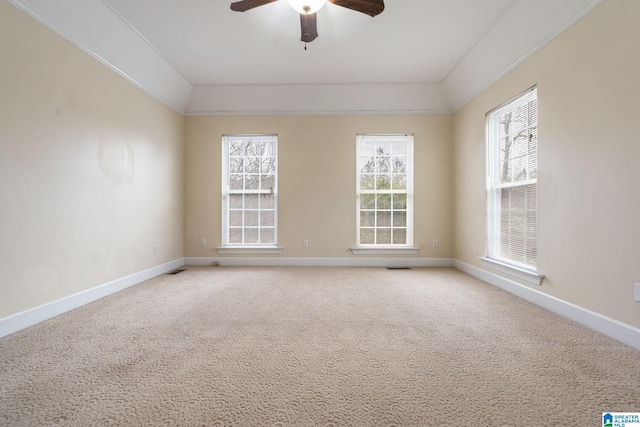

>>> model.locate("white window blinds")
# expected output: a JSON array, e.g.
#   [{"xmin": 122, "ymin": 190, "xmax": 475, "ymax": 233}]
[{"xmin": 487, "ymin": 88, "xmax": 538, "ymax": 270}]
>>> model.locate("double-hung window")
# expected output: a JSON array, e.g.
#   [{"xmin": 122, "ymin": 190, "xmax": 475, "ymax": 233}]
[
  {"xmin": 222, "ymin": 135, "xmax": 277, "ymax": 246},
  {"xmin": 486, "ymin": 87, "xmax": 538, "ymax": 273},
  {"xmin": 356, "ymin": 134, "xmax": 413, "ymax": 247}
]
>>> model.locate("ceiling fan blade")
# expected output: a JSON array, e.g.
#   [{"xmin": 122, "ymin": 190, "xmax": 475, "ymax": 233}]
[
  {"xmin": 300, "ymin": 13, "xmax": 318, "ymax": 43},
  {"xmin": 328, "ymin": 0, "xmax": 384, "ymax": 17},
  {"xmin": 230, "ymin": 0, "xmax": 279, "ymax": 12}
]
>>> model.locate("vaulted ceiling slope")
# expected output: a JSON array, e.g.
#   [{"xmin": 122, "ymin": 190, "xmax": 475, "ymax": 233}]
[{"xmin": 8, "ymin": 0, "xmax": 602, "ymax": 115}]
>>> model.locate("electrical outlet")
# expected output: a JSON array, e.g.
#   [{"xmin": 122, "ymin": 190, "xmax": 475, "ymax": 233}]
[
  {"xmin": 303, "ymin": 239, "xmax": 309, "ymax": 248},
  {"xmin": 634, "ymin": 283, "xmax": 640, "ymax": 303},
  {"xmin": 201, "ymin": 239, "xmax": 207, "ymax": 247},
  {"xmin": 433, "ymin": 240, "xmax": 438, "ymax": 248},
  {"xmin": 154, "ymin": 244, "xmax": 159, "ymax": 254}
]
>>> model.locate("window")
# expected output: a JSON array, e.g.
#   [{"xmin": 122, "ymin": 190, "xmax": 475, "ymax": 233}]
[
  {"xmin": 222, "ymin": 135, "xmax": 277, "ymax": 246},
  {"xmin": 356, "ymin": 134, "xmax": 413, "ymax": 246},
  {"xmin": 486, "ymin": 87, "xmax": 538, "ymax": 271}
]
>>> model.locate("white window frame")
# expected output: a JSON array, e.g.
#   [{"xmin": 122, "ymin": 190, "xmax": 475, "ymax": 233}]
[
  {"xmin": 353, "ymin": 134, "xmax": 417, "ymax": 254},
  {"xmin": 485, "ymin": 87, "xmax": 543, "ymax": 284},
  {"xmin": 219, "ymin": 135, "xmax": 281, "ymax": 253}
]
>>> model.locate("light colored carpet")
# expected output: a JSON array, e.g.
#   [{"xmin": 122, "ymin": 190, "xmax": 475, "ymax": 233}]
[{"xmin": 1, "ymin": 267, "xmax": 639, "ymax": 426}]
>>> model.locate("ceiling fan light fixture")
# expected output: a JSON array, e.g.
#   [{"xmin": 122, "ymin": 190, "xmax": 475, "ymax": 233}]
[{"xmin": 286, "ymin": 0, "xmax": 327, "ymax": 14}]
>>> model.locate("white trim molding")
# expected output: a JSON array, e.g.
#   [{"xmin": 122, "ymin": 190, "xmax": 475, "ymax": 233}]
[
  {"xmin": 453, "ymin": 260, "xmax": 640, "ymax": 352},
  {"xmin": 480, "ymin": 257, "xmax": 544, "ymax": 285},
  {"xmin": 0, "ymin": 258, "xmax": 184, "ymax": 338},
  {"xmin": 216, "ymin": 246, "xmax": 284, "ymax": 255},
  {"xmin": 350, "ymin": 247, "xmax": 420, "ymax": 255},
  {"xmin": 186, "ymin": 257, "xmax": 453, "ymax": 268}
]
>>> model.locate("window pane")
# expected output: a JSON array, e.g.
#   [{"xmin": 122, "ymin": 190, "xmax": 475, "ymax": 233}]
[
  {"xmin": 377, "ymin": 194, "xmax": 391, "ymax": 209},
  {"xmin": 246, "ymin": 157, "xmax": 260, "ymax": 174},
  {"xmin": 229, "ymin": 210, "xmax": 243, "ymax": 227},
  {"xmin": 378, "ymin": 140, "xmax": 391, "ymax": 155},
  {"xmin": 244, "ymin": 210, "xmax": 259, "ymax": 227},
  {"xmin": 229, "ymin": 142, "xmax": 244, "ymax": 156},
  {"xmin": 360, "ymin": 194, "xmax": 375, "ymax": 209},
  {"xmin": 261, "ymin": 174, "xmax": 275, "ymax": 190},
  {"xmin": 261, "ymin": 156, "xmax": 276, "ymax": 174},
  {"xmin": 392, "ymin": 157, "xmax": 406, "ymax": 173},
  {"xmin": 361, "ymin": 157, "xmax": 375, "ymax": 173},
  {"xmin": 260, "ymin": 194, "xmax": 274, "ymax": 209},
  {"xmin": 361, "ymin": 174, "xmax": 375, "ymax": 190},
  {"xmin": 244, "ymin": 228, "xmax": 259, "ymax": 244},
  {"xmin": 376, "ymin": 157, "xmax": 391, "ymax": 174},
  {"xmin": 230, "ymin": 174, "xmax": 243, "ymax": 190},
  {"xmin": 376, "ymin": 175, "xmax": 391, "ymax": 190},
  {"xmin": 393, "ymin": 211, "xmax": 406, "ymax": 227},
  {"xmin": 229, "ymin": 157, "xmax": 243, "ymax": 174},
  {"xmin": 377, "ymin": 211, "xmax": 391, "ymax": 227},
  {"xmin": 245, "ymin": 174, "xmax": 259, "ymax": 190},
  {"xmin": 392, "ymin": 174, "xmax": 406, "ymax": 190},
  {"xmin": 376, "ymin": 228, "xmax": 391, "ymax": 244},
  {"xmin": 360, "ymin": 228, "xmax": 375, "ymax": 244},
  {"xmin": 245, "ymin": 140, "xmax": 259, "ymax": 156},
  {"xmin": 229, "ymin": 228, "xmax": 243, "ymax": 244},
  {"xmin": 245, "ymin": 194, "xmax": 259, "ymax": 209},
  {"xmin": 260, "ymin": 211, "xmax": 274, "ymax": 227},
  {"xmin": 360, "ymin": 211, "xmax": 375, "ymax": 227},
  {"xmin": 263, "ymin": 141, "xmax": 276, "ymax": 157},
  {"xmin": 361, "ymin": 140, "xmax": 377, "ymax": 156},
  {"xmin": 391, "ymin": 140, "xmax": 406, "ymax": 155},
  {"xmin": 229, "ymin": 195, "xmax": 243, "ymax": 209},
  {"xmin": 393, "ymin": 228, "xmax": 406, "ymax": 244},
  {"xmin": 393, "ymin": 194, "xmax": 406, "ymax": 209},
  {"xmin": 260, "ymin": 228, "xmax": 274, "ymax": 244}
]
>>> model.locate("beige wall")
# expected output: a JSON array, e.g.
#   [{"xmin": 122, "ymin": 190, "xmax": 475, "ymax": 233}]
[
  {"xmin": 185, "ymin": 114, "xmax": 453, "ymax": 259},
  {"xmin": 0, "ymin": 2, "xmax": 184, "ymax": 318},
  {"xmin": 453, "ymin": 0, "xmax": 640, "ymax": 328}
]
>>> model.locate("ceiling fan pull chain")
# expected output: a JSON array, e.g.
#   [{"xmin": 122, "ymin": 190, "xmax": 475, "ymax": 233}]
[{"xmin": 304, "ymin": 42, "xmax": 307, "ymax": 51}]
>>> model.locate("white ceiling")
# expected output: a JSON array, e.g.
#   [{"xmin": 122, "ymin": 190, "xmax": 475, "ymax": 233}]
[{"xmin": 8, "ymin": 0, "xmax": 603, "ymax": 114}]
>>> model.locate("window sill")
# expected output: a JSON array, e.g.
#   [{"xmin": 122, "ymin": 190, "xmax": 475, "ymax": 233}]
[
  {"xmin": 216, "ymin": 246, "xmax": 283, "ymax": 255},
  {"xmin": 480, "ymin": 257, "xmax": 544, "ymax": 285},
  {"xmin": 351, "ymin": 246, "xmax": 420, "ymax": 255}
]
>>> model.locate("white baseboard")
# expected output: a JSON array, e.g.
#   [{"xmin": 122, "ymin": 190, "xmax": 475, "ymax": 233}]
[
  {"xmin": 453, "ymin": 260, "xmax": 640, "ymax": 351},
  {"xmin": 0, "ymin": 258, "xmax": 185, "ymax": 338},
  {"xmin": 185, "ymin": 257, "xmax": 454, "ymax": 268}
]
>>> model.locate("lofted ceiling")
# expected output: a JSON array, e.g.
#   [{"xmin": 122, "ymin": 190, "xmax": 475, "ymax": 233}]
[{"xmin": 8, "ymin": 0, "xmax": 602, "ymax": 114}]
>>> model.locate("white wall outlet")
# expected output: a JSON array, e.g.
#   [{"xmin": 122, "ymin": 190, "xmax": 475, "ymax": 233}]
[
  {"xmin": 473, "ymin": 244, "xmax": 477, "ymax": 255},
  {"xmin": 303, "ymin": 239, "xmax": 309, "ymax": 248},
  {"xmin": 634, "ymin": 283, "xmax": 640, "ymax": 303},
  {"xmin": 433, "ymin": 240, "xmax": 438, "ymax": 248},
  {"xmin": 154, "ymin": 244, "xmax": 159, "ymax": 254},
  {"xmin": 201, "ymin": 239, "xmax": 207, "ymax": 247}
]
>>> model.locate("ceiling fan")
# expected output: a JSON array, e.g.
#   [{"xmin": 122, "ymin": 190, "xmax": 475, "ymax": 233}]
[{"xmin": 230, "ymin": 0, "xmax": 385, "ymax": 47}]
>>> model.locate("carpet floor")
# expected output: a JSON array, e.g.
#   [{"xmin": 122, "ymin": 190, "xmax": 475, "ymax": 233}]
[{"xmin": 1, "ymin": 267, "xmax": 639, "ymax": 426}]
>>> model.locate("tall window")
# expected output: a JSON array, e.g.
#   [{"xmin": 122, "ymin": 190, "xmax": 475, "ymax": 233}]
[
  {"xmin": 486, "ymin": 87, "xmax": 538, "ymax": 270},
  {"xmin": 357, "ymin": 134, "xmax": 413, "ymax": 246},
  {"xmin": 222, "ymin": 135, "xmax": 277, "ymax": 246}
]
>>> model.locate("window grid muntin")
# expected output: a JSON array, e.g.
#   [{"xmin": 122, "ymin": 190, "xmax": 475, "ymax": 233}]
[
  {"xmin": 487, "ymin": 88, "xmax": 538, "ymax": 270},
  {"xmin": 357, "ymin": 135, "xmax": 413, "ymax": 246},
  {"xmin": 223, "ymin": 135, "xmax": 277, "ymax": 246}
]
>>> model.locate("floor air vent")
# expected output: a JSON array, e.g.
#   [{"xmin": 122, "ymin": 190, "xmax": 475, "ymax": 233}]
[
  {"xmin": 166, "ymin": 269, "xmax": 186, "ymax": 275},
  {"xmin": 386, "ymin": 267, "xmax": 411, "ymax": 270}
]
